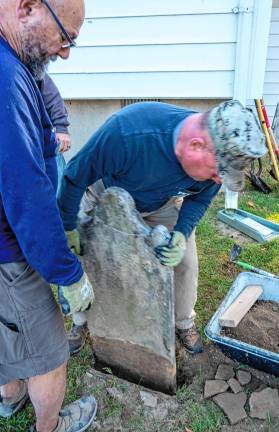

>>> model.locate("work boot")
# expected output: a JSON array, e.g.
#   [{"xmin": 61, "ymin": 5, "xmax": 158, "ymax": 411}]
[
  {"xmin": 0, "ymin": 380, "xmax": 29, "ymax": 418},
  {"xmin": 67, "ymin": 323, "xmax": 87, "ymax": 356},
  {"xmin": 176, "ymin": 325, "xmax": 204, "ymax": 354},
  {"xmin": 30, "ymin": 395, "xmax": 97, "ymax": 432}
]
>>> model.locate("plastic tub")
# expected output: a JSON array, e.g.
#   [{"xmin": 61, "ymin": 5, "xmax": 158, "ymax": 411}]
[
  {"xmin": 205, "ymin": 272, "xmax": 279, "ymax": 376},
  {"xmin": 217, "ymin": 209, "xmax": 279, "ymax": 243}
]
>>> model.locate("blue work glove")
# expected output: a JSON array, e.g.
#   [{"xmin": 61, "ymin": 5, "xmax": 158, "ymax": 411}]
[
  {"xmin": 155, "ymin": 231, "xmax": 186, "ymax": 267},
  {"xmin": 58, "ymin": 272, "xmax": 94, "ymax": 316}
]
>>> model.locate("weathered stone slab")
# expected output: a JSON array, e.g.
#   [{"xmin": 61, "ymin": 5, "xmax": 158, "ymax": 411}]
[
  {"xmin": 236, "ymin": 370, "xmax": 251, "ymax": 386},
  {"xmin": 249, "ymin": 387, "xmax": 279, "ymax": 419},
  {"xmin": 140, "ymin": 391, "xmax": 158, "ymax": 408},
  {"xmin": 80, "ymin": 187, "xmax": 176, "ymax": 394},
  {"xmin": 228, "ymin": 378, "xmax": 243, "ymax": 394},
  {"xmin": 215, "ymin": 364, "xmax": 235, "ymax": 381},
  {"xmin": 204, "ymin": 380, "xmax": 229, "ymax": 399},
  {"xmin": 213, "ymin": 392, "xmax": 247, "ymax": 425}
]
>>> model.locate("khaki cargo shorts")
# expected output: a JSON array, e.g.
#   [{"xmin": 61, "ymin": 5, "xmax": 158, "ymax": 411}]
[{"xmin": 0, "ymin": 261, "xmax": 69, "ymax": 386}]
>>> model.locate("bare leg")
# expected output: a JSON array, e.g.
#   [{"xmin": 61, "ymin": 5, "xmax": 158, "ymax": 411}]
[
  {"xmin": 28, "ymin": 362, "xmax": 67, "ymax": 432},
  {"xmin": 0, "ymin": 380, "xmax": 21, "ymax": 399}
]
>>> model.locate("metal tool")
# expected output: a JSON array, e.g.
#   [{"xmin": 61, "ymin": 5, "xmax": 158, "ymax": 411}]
[
  {"xmin": 261, "ymin": 99, "xmax": 279, "ymax": 180},
  {"xmin": 229, "ymin": 244, "xmax": 278, "ymax": 279},
  {"xmin": 247, "ymin": 158, "xmax": 272, "ymax": 194},
  {"xmin": 255, "ymin": 99, "xmax": 279, "ymax": 182}
]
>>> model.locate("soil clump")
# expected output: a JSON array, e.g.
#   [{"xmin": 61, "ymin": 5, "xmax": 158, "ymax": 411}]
[{"xmin": 223, "ymin": 301, "xmax": 279, "ymax": 353}]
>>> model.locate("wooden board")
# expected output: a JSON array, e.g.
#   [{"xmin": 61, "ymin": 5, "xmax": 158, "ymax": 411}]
[{"xmin": 219, "ymin": 285, "xmax": 263, "ymax": 328}]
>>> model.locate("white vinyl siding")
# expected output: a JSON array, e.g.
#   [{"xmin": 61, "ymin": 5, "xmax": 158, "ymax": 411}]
[
  {"xmin": 49, "ymin": 0, "xmax": 271, "ymax": 101},
  {"xmin": 49, "ymin": 0, "xmax": 238, "ymax": 99},
  {"xmin": 264, "ymin": 7, "xmax": 279, "ymax": 123}
]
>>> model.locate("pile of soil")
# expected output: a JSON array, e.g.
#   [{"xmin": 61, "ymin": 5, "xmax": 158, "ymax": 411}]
[{"xmin": 223, "ymin": 301, "xmax": 279, "ymax": 353}]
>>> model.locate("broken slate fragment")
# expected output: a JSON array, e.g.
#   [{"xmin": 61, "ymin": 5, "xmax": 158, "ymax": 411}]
[
  {"xmin": 204, "ymin": 380, "xmax": 229, "ymax": 399},
  {"xmin": 249, "ymin": 387, "xmax": 279, "ymax": 419},
  {"xmin": 236, "ymin": 370, "xmax": 251, "ymax": 386},
  {"xmin": 106, "ymin": 387, "xmax": 124, "ymax": 403},
  {"xmin": 215, "ymin": 364, "xmax": 235, "ymax": 381},
  {"xmin": 152, "ymin": 405, "xmax": 169, "ymax": 421},
  {"xmin": 140, "ymin": 390, "xmax": 158, "ymax": 408},
  {"xmin": 228, "ymin": 378, "xmax": 243, "ymax": 394},
  {"xmin": 213, "ymin": 392, "xmax": 247, "ymax": 425}
]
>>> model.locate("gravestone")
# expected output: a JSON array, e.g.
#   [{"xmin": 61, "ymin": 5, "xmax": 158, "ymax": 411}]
[{"xmin": 80, "ymin": 187, "xmax": 176, "ymax": 394}]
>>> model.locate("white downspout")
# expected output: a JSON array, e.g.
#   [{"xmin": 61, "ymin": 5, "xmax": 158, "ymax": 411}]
[{"xmin": 225, "ymin": 0, "xmax": 254, "ymax": 211}]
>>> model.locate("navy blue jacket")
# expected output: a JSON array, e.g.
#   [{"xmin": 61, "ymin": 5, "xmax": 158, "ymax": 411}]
[
  {"xmin": 58, "ymin": 102, "xmax": 220, "ymax": 238},
  {"xmin": 0, "ymin": 37, "xmax": 82, "ymax": 285}
]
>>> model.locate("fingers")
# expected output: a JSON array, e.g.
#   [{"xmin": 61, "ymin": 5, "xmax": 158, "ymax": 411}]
[
  {"xmin": 56, "ymin": 133, "xmax": 71, "ymax": 153},
  {"xmin": 59, "ymin": 140, "xmax": 71, "ymax": 153}
]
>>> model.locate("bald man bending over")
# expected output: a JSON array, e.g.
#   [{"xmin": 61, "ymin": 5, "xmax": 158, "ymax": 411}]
[{"xmin": 0, "ymin": 1, "xmax": 97, "ymax": 431}]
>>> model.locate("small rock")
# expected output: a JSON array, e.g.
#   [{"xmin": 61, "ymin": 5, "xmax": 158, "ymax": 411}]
[
  {"xmin": 91, "ymin": 421, "xmax": 102, "ymax": 430},
  {"xmin": 140, "ymin": 390, "xmax": 158, "ymax": 408},
  {"xmin": 249, "ymin": 387, "xmax": 279, "ymax": 419},
  {"xmin": 162, "ymin": 398, "xmax": 178, "ymax": 411},
  {"xmin": 204, "ymin": 380, "xmax": 229, "ymax": 399},
  {"xmin": 152, "ymin": 404, "xmax": 169, "ymax": 421},
  {"xmin": 236, "ymin": 369, "xmax": 251, "ymax": 385},
  {"xmin": 106, "ymin": 387, "xmax": 124, "ymax": 403},
  {"xmin": 213, "ymin": 392, "xmax": 247, "ymax": 424},
  {"xmin": 228, "ymin": 378, "xmax": 243, "ymax": 394},
  {"xmin": 215, "ymin": 364, "xmax": 235, "ymax": 381},
  {"xmin": 102, "ymin": 419, "xmax": 123, "ymax": 432}
]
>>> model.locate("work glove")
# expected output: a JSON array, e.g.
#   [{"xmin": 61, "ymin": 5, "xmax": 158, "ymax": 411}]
[
  {"xmin": 155, "ymin": 231, "xmax": 186, "ymax": 267},
  {"xmin": 66, "ymin": 229, "xmax": 81, "ymax": 255},
  {"xmin": 58, "ymin": 272, "xmax": 94, "ymax": 316}
]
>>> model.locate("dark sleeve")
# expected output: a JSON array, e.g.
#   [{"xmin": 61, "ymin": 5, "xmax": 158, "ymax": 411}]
[
  {"xmin": 41, "ymin": 73, "xmax": 70, "ymax": 134},
  {"xmin": 0, "ymin": 75, "xmax": 83, "ymax": 285},
  {"xmin": 174, "ymin": 182, "xmax": 221, "ymax": 238},
  {"xmin": 58, "ymin": 116, "xmax": 128, "ymax": 230}
]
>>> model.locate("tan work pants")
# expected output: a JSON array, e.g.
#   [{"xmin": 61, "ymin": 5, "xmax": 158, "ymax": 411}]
[{"xmin": 79, "ymin": 181, "xmax": 198, "ymax": 330}]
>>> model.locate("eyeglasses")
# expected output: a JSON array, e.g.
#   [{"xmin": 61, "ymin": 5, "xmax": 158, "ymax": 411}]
[{"xmin": 41, "ymin": 0, "xmax": 77, "ymax": 48}]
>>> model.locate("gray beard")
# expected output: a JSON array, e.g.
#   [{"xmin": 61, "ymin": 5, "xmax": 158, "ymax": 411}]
[
  {"xmin": 26, "ymin": 58, "xmax": 50, "ymax": 80},
  {"xmin": 21, "ymin": 31, "xmax": 50, "ymax": 80}
]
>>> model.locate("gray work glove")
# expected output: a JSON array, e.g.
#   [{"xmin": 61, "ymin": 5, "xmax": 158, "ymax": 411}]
[
  {"xmin": 155, "ymin": 231, "xmax": 186, "ymax": 266},
  {"xmin": 65, "ymin": 229, "xmax": 81, "ymax": 255},
  {"xmin": 58, "ymin": 272, "xmax": 94, "ymax": 316}
]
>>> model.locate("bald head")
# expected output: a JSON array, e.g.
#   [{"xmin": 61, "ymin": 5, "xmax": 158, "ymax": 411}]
[
  {"xmin": 52, "ymin": 0, "xmax": 85, "ymax": 28},
  {"xmin": 0, "ymin": 0, "xmax": 85, "ymax": 79}
]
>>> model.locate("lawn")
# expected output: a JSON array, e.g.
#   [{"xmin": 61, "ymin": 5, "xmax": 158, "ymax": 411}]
[{"xmin": 1, "ymin": 169, "xmax": 278, "ymax": 432}]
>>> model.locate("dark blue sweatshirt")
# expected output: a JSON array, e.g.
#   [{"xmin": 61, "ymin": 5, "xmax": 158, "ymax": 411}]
[
  {"xmin": 0, "ymin": 37, "xmax": 82, "ymax": 285},
  {"xmin": 58, "ymin": 102, "xmax": 220, "ymax": 238}
]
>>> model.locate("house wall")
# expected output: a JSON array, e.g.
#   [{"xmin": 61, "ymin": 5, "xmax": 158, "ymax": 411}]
[
  {"xmin": 49, "ymin": 0, "xmax": 271, "ymax": 159},
  {"xmin": 64, "ymin": 99, "xmax": 223, "ymax": 161},
  {"xmin": 53, "ymin": 0, "xmax": 238, "ymax": 158},
  {"xmin": 247, "ymin": 1, "xmax": 279, "ymax": 123},
  {"xmin": 264, "ymin": 3, "xmax": 279, "ymax": 124},
  {"xmin": 50, "ymin": 0, "xmax": 237, "ymax": 99}
]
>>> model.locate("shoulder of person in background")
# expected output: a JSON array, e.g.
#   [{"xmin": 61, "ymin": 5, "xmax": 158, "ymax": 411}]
[{"xmin": 39, "ymin": 73, "xmax": 71, "ymax": 153}]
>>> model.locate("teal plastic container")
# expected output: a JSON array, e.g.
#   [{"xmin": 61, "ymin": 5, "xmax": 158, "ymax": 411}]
[
  {"xmin": 205, "ymin": 272, "xmax": 279, "ymax": 376},
  {"xmin": 218, "ymin": 209, "xmax": 279, "ymax": 243}
]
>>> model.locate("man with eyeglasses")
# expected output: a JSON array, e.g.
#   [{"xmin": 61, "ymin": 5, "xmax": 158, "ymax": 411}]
[{"xmin": 0, "ymin": 1, "xmax": 97, "ymax": 431}]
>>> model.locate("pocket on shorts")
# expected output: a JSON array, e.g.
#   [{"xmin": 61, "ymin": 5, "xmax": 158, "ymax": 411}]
[
  {"xmin": 0, "ymin": 261, "xmax": 31, "ymax": 287},
  {"xmin": 0, "ymin": 319, "xmax": 27, "ymax": 364}
]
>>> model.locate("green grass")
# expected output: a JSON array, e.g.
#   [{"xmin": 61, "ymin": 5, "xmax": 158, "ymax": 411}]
[
  {"xmin": 1, "ymin": 169, "xmax": 278, "ymax": 432},
  {"xmin": 196, "ymin": 174, "xmax": 279, "ymax": 331}
]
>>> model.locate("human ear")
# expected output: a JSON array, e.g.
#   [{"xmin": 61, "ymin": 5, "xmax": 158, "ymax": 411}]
[
  {"xmin": 189, "ymin": 137, "xmax": 206, "ymax": 151},
  {"xmin": 16, "ymin": 0, "xmax": 40, "ymax": 21}
]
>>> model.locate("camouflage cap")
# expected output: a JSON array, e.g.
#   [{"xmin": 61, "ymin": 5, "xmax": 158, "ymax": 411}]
[{"xmin": 208, "ymin": 100, "xmax": 267, "ymax": 191}]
